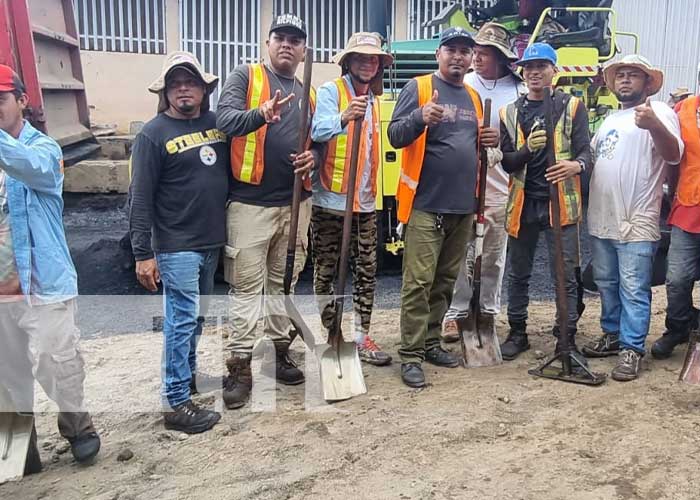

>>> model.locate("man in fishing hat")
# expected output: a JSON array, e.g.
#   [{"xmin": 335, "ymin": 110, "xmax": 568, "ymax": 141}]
[
  {"xmin": 310, "ymin": 32, "xmax": 393, "ymax": 367},
  {"xmin": 216, "ymin": 14, "xmax": 321, "ymax": 410},
  {"xmin": 667, "ymin": 86, "xmax": 692, "ymax": 107},
  {"xmin": 442, "ymin": 22, "xmax": 525, "ymax": 343},
  {"xmin": 130, "ymin": 51, "xmax": 227, "ymax": 433},
  {"xmin": 583, "ymin": 55, "xmax": 683, "ymax": 381}
]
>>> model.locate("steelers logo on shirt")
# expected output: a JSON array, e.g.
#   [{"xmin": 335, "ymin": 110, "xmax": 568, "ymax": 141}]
[{"xmin": 199, "ymin": 145, "xmax": 217, "ymax": 166}]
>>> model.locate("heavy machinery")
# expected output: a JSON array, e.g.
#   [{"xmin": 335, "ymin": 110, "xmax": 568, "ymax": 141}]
[
  {"xmin": 0, "ymin": 0, "xmax": 98, "ymax": 163},
  {"xmin": 374, "ymin": 1, "xmax": 639, "ymax": 262}
]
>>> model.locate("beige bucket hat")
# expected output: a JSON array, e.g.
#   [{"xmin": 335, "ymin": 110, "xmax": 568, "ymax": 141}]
[
  {"xmin": 670, "ymin": 86, "xmax": 692, "ymax": 99},
  {"xmin": 603, "ymin": 54, "xmax": 664, "ymax": 96},
  {"xmin": 473, "ymin": 22, "xmax": 518, "ymax": 61},
  {"xmin": 148, "ymin": 51, "xmax": 218, "ymax": 94},
  {"xmin": 332, "ymin": 32, "xmax": 394, "ymax": 68}
]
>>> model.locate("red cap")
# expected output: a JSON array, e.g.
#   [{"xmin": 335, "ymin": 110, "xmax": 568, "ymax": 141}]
[{"xmin": 0, "ymin": 64, "xmax": 17, "ymax": 92}]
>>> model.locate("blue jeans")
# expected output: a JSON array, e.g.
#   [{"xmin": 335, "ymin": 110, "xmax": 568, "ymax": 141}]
[
  {"xmin": 156, "ymin": 249, "xmax": 219, "ymax": 407},
  {"xmin": 591, "ymin": 237, "xmax": 656, "ymax": 353}
]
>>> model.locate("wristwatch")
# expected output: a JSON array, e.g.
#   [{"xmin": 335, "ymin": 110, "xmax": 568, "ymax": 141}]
[{"xmin": 576, "ymin": 159, "xmax": 586, "ymax": 173}]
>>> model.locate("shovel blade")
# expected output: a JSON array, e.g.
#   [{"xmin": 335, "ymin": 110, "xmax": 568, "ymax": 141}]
[
  {"xmin": 318, "ymin": 341, "xmax": 366, "ymax": 402},
  {"xmin": 459, "ymin": 314, "xmax": 503, "ymax": 367},
  {"xmin": 0, "ymin": 386, "xmax": 34, "ymax": 483},
  {"xmin": 679, "ymin": 332, "xmax": 700, "ymax": 385}
]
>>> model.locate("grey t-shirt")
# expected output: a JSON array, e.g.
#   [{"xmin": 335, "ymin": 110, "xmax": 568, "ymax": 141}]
[
  {"xmin": 388, "ymin": 74, "xmax": 480, "ymax": 214},
  {"xmin": 216, "ymin": 64, "xmax": 313, "ymax": 207}
]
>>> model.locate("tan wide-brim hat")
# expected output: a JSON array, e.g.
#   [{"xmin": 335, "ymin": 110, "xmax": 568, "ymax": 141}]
[
  {"xmin": 603, "ymin": 54, "xmax": 664, "ymax": 96},
  {"xmin": 332, "ymin": 32, "xmax": 394, "ymax": 69},
  {"xmin": 670, "ymin": 86, "xmax": 692, "ymax": 99},
  {"xmin": 148, "ymin": 51, "xmax": 218, "ymax": 94},
  {"xmin": 473, "ymin": 22, "xmax": 518, "ymax": 61}
]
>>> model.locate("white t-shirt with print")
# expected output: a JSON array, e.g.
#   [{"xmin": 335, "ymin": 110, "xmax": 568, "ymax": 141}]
[{"xmin": 587, "ymin": 101, "xmax": 684, "ymax": 242}]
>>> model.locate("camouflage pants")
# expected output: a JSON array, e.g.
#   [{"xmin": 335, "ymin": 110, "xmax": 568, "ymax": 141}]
[{"xmin": 311, "ymin": 206, "xmax": 377, "ymax": 343}]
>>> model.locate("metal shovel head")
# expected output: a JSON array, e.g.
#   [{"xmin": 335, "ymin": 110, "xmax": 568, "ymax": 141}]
[
  {"xmin": 318, "ymin": 339, "xmax": 366, "ymax": 402},
  {"xmin": 0, "ymin": 387, "xmax": 34, "ymax": 483},
  {"xmin": 679, "ymin": 331, "xmax": 700, "ymax": 385},
  {"xmin": 459, "ymin": 314, "xmax": 503, "ymax": 367}
]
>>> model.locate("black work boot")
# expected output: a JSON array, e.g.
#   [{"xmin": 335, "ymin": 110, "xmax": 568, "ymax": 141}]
[
  {"xmin": 424, "ymin": 346, "xmax": 460, "ymax": 367},
  {"xmin": 223, "ymin": 353, "xmax": 252, "ymax": 409},
  {"xmin": 401, "ymin": 363, "xmax": 425, "ymax": 388},
  {"xmin": 68, "ymin": 431, "xmax": 101, "ymax": 463},
  {"xmin": 651, "ymin": 327, "xmax": 689, "ymax": 360},
  {"xmin": 271, "ymin": 343, "xmax": 305, "ymax": 385},
  {"xmin": 501, "ymin": 321, "xmax": 529, "ymax": 361},
  {"xmin": 163, "ymin": 400, "xmax": 221, "ymax": 434}
]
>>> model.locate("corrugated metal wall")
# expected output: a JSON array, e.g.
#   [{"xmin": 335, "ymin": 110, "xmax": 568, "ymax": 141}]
[{"xmin": 614, "ymin": 0, "xmax": 700, "ymax": 99}]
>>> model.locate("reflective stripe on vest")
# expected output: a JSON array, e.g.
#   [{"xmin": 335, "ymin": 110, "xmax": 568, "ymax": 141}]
[
  {"xmin": 676, "ymin": 96, "xmax": 700, "ymax": 206},
  {"xmin": 395, "ymin": 75, "xmax": 483, "ymax": 223},
  {"xmin": 230, "ymin": 64, "xmax": 316, "ymax": 187},
  {"xmin": 502, "ymin": 94, "xmax": 582, "ymax": 238},
  {"xmin": 320, "ymin": 78, "xmax": 380, "ymax": 208}
]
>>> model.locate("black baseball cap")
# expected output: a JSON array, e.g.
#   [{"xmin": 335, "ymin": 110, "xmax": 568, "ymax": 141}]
[
  {"xmin": 439, "ymin": 27, "xmax": 475, "ymax": 47},
  {"xmin": 269, "ymin": 14, "xmax": 307, "ymax": 38}
]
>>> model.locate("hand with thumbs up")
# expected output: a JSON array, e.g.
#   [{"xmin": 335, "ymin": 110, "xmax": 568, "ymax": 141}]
[
  {"xmin": 259, "ymin": 89, "xmax": 295, "ymax": 124},
  {"xmin": 634, "ymin": 97, "xmax": 661, "ymax": 131},
  {"xmin": 422, "ymin": 90, "xmax": 444, "ymax": 127}
]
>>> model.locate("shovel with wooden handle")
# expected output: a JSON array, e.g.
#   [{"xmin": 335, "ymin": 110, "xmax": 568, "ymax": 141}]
[
  {"xmin": 282, "ymin": 47, "xmax": 318, "ymax": 353},
  {"xmin": 528, "ymin": 87, "xmax": 605, "ymax": 386},
  {"xmin": 459, "ymin": 99, "xmax": 503, "ymax": 368},
  {"xmin": 319, "ymin": 115, "xmax": 367, "ymax": 402}
]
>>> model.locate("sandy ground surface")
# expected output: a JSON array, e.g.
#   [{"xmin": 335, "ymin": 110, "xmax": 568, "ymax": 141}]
[{"xmin": 3, "ymin": 287, "xmax": 700, "ymax": 500}]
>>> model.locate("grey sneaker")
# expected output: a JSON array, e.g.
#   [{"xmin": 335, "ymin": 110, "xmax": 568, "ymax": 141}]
[
  {"xmin": 582, "ymin": 333, "xmax": 620, "ymax": 358},
  {"xmin": 611, "ymin": 349, "xmax": 642, "ymax": 381}
]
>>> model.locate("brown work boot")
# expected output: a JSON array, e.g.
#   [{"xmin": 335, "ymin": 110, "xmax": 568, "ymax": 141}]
[
  {"xmin": 272, "ymin": 343, "xmax": 305, "ymax": 385},
  {"xmin": 223, "ymin": 353, "xmax": 252, "ymax": 410},
  {"xmin": 441, "ymin": 319, "xmax": 460, "ymax": 343}
]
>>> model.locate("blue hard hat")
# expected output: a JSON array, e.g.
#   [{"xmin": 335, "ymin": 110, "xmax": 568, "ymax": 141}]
[{"xmin": 515, "ymin": 42, "xmax": 557, "ymax": 66}]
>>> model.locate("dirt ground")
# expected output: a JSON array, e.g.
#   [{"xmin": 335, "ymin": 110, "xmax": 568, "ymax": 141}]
[{"xmin": 3, "ymin": 288, "xmax": 700, "ymax": 500}]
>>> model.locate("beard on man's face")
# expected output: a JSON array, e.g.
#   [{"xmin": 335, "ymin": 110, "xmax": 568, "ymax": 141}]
[{"xmin": 615, "ymin": 88, "xmax": 645, "ymax": 103}]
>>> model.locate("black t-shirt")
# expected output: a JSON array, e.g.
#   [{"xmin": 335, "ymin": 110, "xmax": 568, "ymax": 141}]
[
  {"xmin": 216, "ymin": 64, "xmax": 314, "ymax": 207},
  {"xmin": 129, "ymin": 112, "xmax": 229, "ymax": 260},
  {"xmin": 388, "ymin": 75, "xmax": 480, "ymax": 214},
  {"xmin": 518, "ymin": 98, "xmax": 550, "ymax": 200}
]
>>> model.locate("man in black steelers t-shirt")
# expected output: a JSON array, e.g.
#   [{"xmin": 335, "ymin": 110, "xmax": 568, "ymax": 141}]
[{"xmin": 129, "ymin": 51, "xmax": 228, "ymax": 434}]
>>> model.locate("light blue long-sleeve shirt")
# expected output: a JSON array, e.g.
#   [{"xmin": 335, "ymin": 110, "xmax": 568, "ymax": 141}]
[
  {"xmin": 310, "ymin": 74, "xmax": 376, "ymax": 213},
  {"xmin": 0, "ymin": 121, "xmax": 77, "ymax": 302}
]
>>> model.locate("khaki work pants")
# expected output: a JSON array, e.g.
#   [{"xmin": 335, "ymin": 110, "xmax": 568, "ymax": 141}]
[
  {"xmin": 225, "ymin": 199, "xmax": 311, "ymax": 354},
  {"xmin": 0, "ymin": 299, "xmax": 95, "ymax": 440}
]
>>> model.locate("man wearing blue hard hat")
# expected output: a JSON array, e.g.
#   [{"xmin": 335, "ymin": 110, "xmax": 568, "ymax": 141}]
[{"xmin": 498, "ymin": 42, "xmax": 592, "ymax": 361}]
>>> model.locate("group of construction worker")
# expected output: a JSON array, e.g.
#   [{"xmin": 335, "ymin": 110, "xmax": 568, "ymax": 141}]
[{"xmin": 2, "ymin": 11, "xmax": 699, "ymax": 472}]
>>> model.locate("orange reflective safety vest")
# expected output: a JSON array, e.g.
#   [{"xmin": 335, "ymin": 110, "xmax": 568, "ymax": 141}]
[
  {"xmin": 230, "ymin": 64, "xmax": 316, "ymax": 187},
  {"xmin": 320, "ymin": 77, "xmax": 380, "ymax": 211},
  {"xmin": 395, "ymin": 74, "xmax": 483, "ymax": 223},
  {"xmin": 676, "ymin": 96, "xmax": 700, "ymax": 206}
]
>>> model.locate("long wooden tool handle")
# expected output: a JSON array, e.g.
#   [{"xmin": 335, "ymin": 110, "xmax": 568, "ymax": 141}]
[
  {"xmin": 471, "ymin": 98, "xmax": 492, "ymax": 305},
  {"xmin": 332, "ymin": 116, "xmax": 364, "ymax": 338},
  {"xmin": 284, "ymin": 47, "xmax": 314, "ymax": 295},
  {"xmin": 543, "ymin": 87, "xmax": 571, "ymax": 357}
]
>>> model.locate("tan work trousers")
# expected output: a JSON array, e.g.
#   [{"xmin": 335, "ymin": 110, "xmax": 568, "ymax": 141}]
[
  {"xmin": 224, "ymin": 199, "xmax": 311, "ymax": 354},
  {"xmin": 0, "ymin": 299, "xmax": 95, "ymax": 440}
]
